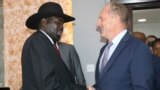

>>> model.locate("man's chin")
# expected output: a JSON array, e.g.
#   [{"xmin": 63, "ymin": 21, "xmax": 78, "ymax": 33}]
[
  {"xmin": 56, "ymin": 36, "xmax": 61, "ymax": 42},
  {"xmin": 100, "ymin": 37, "xmax": 107, "ymax": 43}
]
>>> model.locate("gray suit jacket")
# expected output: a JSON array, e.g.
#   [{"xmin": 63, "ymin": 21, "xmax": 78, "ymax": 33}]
[{"xmin": 58, "ymin": 42, "xmax": 86, "ymax": 86}]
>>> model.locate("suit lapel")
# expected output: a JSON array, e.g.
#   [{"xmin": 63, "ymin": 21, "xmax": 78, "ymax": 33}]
[
  {"xmin": 96, "ymin": 44, "xmax": 108, "ymax": 82},
  {"xmin": 38, "ymin": 31, "xmax": 75, "ymax": 83},
  {"xmin": 100, "ymin": 33, "xmax": 130, "ymax": 80}
]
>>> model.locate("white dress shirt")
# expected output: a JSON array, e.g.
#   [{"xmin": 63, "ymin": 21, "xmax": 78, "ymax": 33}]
[
  {"xmin": 40, "ymin": 30, "xmax": 59, "ymax": 48},
  {"xmin": 99, "ymin": 29, "xmax": 127, "ymax": 70}
]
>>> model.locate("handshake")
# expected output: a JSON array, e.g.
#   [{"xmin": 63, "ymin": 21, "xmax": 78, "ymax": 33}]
[{"xmin": 87, "ymin": 86, "xmax": 95, "ymax": 90}]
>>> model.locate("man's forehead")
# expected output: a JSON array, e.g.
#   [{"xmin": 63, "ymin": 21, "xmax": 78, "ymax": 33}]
[
  {"xmin": 49, "ymin": 16, "xmax": 63, "ymax": 20},
  {"xmin": 100, "ymin": 5, "xmax": 109, "ymax": 14},
  {"xmin": 103, "ymin": 4, "xmax": 109, "ymax": 11}
]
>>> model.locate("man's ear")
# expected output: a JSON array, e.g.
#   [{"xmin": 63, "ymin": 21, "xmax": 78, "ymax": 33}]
[
  {"xmin": 113, "ymin": 15, "xmax": 119, "ymax": 24},
  {"xmin": 40, "ymin": 18, "xmax": 47, "ymax": 27}
]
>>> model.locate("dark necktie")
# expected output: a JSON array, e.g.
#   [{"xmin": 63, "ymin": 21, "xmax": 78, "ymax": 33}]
[
  {"xmin": 100, "ymin": 42, "xmax": 113, "ymax": 74},
  {"xmin": 53, "ymin": 44, "xmax": 62, "ymax": 59}
]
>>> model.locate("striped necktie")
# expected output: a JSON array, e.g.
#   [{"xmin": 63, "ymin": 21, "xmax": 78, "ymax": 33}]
[
  {"xmin": 100, "ymin": 42, "xmax": 113, "ymax": 73},
  {"xmin": 53, "ymin": 44, "xmax": 62, "ymax": 59}
]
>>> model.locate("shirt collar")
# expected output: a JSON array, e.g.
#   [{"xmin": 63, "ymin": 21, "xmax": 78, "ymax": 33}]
[
  {"xmin": 40, "ymin": 30, "xmax": 54, "ymax": 44},
  {"xmin": 111, "ymin": 29, "xmax": 127, "ymax": 46}
]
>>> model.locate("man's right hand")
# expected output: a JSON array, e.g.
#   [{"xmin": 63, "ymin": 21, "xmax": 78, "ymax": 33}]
[{"xmin": 87, "ymin": 86, "xmax": 95, "ymax": 90}]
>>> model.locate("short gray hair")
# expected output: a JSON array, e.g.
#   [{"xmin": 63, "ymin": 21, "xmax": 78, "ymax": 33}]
[{"xmin": 108, "ymin": 2, "xmax": 129, "ymax": 26}]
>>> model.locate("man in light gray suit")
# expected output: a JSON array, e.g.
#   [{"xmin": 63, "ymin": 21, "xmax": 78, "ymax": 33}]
[{"xmin": 58, "ymin": 42, "xmax": 86, "ymax": 86}]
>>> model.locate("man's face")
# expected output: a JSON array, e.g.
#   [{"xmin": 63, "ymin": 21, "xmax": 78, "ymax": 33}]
[
  {"xmin": 147, "ymin": 37, "xmax": 156, "ymax": 47},
  {"xmin": 45, "ymin": 16, "xmax": 64, "ymax": 42},
  {"xmin": 153, "ymin": 41, "xmax": 160, "ymax": 57},
  {"xmin": 96, "ymin": 6, "xmax": 115, "ymax": 41}
]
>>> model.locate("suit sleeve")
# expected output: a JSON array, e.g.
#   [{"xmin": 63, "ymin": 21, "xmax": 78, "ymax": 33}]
[
  {"xmin": 28, "ymin": 38, "xmax": 86, "ymax": 90},
  {"xmin": 70, "ymin": 46, "xmax": 86, "ymax": 86},
  {"xmin": 130, "ymin": 44, "xmax": 154, "ymax": 90}
]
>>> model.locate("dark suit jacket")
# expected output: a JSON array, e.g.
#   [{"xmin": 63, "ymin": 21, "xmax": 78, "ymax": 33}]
[
  {"xmin": 153, "ymin": 55, "xmax": 160, "ymax": 90},
  {"xmin": 21, "ymin": 31, "xmax": 86, "ymax": 90},
  {"xmin": 58, "ymin": 42, "xmax": 86, "ymax": 86},
  {"xmin": 94, "ymin": 32, "xmax": 154, "ymax": 90}
]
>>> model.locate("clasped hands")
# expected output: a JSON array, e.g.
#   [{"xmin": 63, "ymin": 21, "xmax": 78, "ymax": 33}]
[{"xmin": 87, "ymin": 86, "xmax": 95, "ymax": 90}]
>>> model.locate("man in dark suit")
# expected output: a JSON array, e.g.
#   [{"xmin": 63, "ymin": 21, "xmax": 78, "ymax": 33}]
[
  {"xmin": 58, "ymin": 42, "xmax": 86, "ymax": 86},
  {"xmin": 21, "ymin": 2, "xmax": 87, "ymax": 90},
  {"xmin": 153, "ymin": 55, "xmax": 160, "ymax": 90},
  {"xmin": 88, "ymin": 2, "xmax": 154, "ymax": 90},
  {"xmin": 152, "ymin": 40, "xmax": 160, "ymax": 90}
]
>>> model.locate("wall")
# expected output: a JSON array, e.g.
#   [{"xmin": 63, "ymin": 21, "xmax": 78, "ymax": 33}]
[
  {"xmin": 0, "ymin": 0, "xmax": 4, "ymax": 87},
  {"xmin": 72, "ymin": 0, "xmax": 109, "ymax": 85},
  {"xmin": 133, "ymin": 23, "xmax": 160, "ymax": 38}
]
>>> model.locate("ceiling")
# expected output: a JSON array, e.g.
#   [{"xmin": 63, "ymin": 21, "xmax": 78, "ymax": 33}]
[{"xmin": 133, "ymin": 8, "xmax": 160, "ymax": 24}]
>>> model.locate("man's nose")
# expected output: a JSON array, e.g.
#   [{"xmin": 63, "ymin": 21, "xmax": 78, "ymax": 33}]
[{"xmin": 96, "ymin": 19, "xmax": 100, "ymax": 27}]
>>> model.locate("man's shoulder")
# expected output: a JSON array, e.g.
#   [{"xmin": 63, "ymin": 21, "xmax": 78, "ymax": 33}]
[
  {"xmin": 59, "ymin": 42, "xmax": 74, "ymax": 47},
  {"xmin": 24, "ymin": 31, "xmax": 51, "ymax": 48},
  {"xmin": 128, "ymin": 35, "xmax": 147, "ymax": 47},
  {"xmin": 25, "ymin": 31, "xmax": 42, "ymax": 40},
  {"xmin": 58, "ymin": 42, "xmax": 77, "ymax": 52},
  {"xmin": 153, "ymin": 55, "xmax": 160, "ymax": 64}
]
